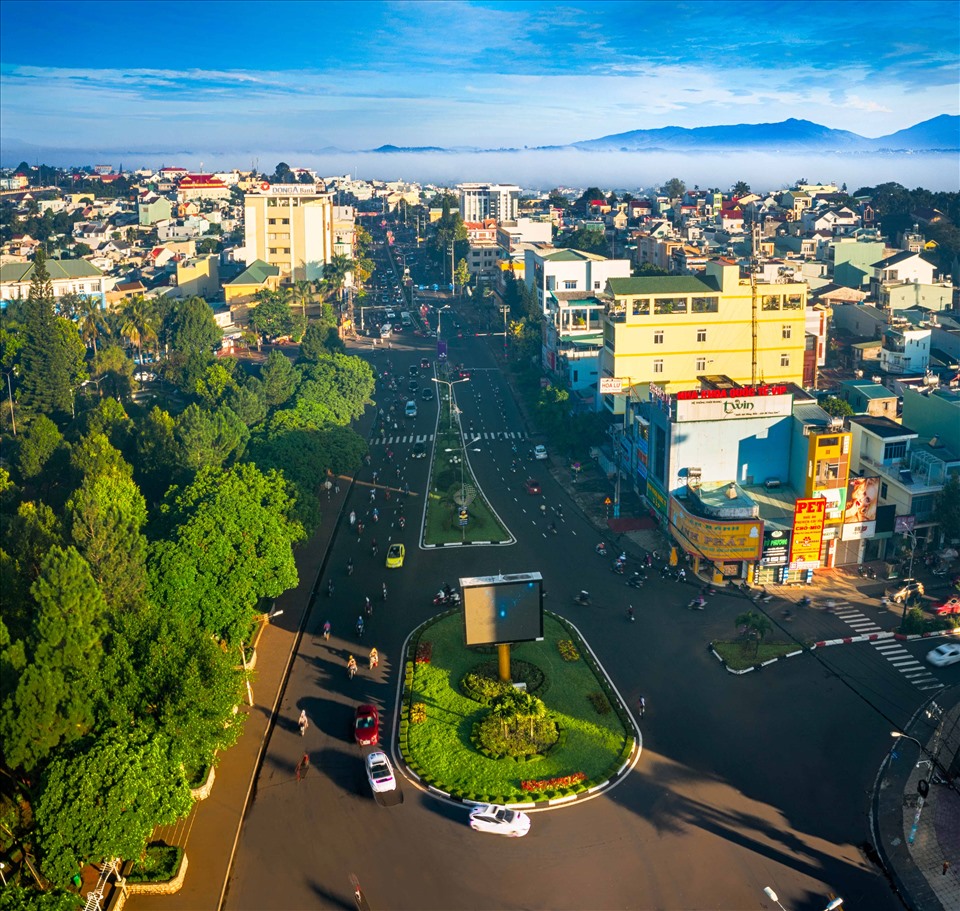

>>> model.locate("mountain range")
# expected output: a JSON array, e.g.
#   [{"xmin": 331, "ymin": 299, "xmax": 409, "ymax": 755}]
[{"xmin": 366, "ymin": 115, "xmax": 959, "ymax": 154}]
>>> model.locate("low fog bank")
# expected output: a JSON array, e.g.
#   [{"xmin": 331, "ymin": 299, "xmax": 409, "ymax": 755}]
[{"xmin": 2, "ymin": 144, "xmax": 955, "ymax": 193}]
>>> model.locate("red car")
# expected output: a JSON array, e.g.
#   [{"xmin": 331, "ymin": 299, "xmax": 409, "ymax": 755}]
[
  {"xmin": 524, "ymin": 478, "xmax": 541, "ymax": 495},
  {"xmin": 354, "ymin": 704, "xmax": 380, "ymax": 747},
  {"xmin": 930, "ymin": 595, "xmax": 960, "ymax": 616}
]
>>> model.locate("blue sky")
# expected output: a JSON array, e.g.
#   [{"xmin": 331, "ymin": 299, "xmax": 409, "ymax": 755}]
[{"xmin": 1, "ymin": 0, "xmax": 957, "ymax": 157}]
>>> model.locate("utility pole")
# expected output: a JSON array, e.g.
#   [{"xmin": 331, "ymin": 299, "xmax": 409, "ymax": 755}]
[{"xmin": 750, "ymin": 220, "xmax": 762, "ymax": 385}]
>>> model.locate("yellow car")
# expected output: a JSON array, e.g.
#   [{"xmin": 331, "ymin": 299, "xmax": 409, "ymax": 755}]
[{"xmin": 386, "ymin": 543, "xmax": 405, "ymax": 569}]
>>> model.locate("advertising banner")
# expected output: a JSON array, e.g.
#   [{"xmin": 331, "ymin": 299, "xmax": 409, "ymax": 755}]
[
  {"xmin": 841, "ymin": 521, "xmax": 876, "ymax": 541},
  {"xmin": 599, "ymin": 377, "xmax": 626, "ymax": 395},
  {"xmin": 668, "ymin": 498, "xmax": 762, "ymax": 561},
  {"xmin": 814, "ymin": 486, "xmax": 847, "ymax": 524},
  {"xmin": 895, "ymin": 514, "xmax": 916, "ymax": 533},
  {"xmin": 646, "ymin": 479, "xmax": 668, "ymax": 516},
  {"xmin": 761, "ymin": 528, "xmax": 791, "ymax": 565},
  {"xmin": 674, "ymin": 391, "xmax": 793, "ymax": 422},
  {"xmin": 844, "ymin": 476, "xmax": 879, "ymax": 524},
  {"xmin": 790, "ymin": 498, "xmax": 826, "ymax": 565}
]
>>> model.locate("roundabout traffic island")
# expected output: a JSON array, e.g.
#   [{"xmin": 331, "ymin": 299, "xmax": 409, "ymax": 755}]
[{"xmin": 398, "ymin": 610, "xmax": 636, "ymax": 806}]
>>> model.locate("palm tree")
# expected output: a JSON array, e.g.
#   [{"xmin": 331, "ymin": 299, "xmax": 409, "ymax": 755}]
[
  {"xmin": 735, "ymin": 610, "xmax": 773, "ymax": 657},
  {"xmin": 324, "ymin": 253, "xmax": 354, "ymax": 306},
  {"xmin": 119, "ymin": 294, "xmax": 157, "ymax": 364},
  {"xmin": 78, "ymin": 297, "xmax": 110, "ymax": 355}
]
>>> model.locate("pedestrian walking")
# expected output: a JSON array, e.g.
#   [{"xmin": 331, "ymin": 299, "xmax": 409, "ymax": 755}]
[
  {"xmin": 296, "ymin": 752, "xmax": 310, "ymax": 782},
  {"xmin": 638, "ymin": 696, "xmax": 646, "ymax": 718},
  {"xmin": 298, "ymin": 709, "xmax": 309, "ymax": 736}
]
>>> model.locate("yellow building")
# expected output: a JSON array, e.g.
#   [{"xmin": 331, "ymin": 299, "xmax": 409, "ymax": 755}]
[
  {"xmin": 175, "ymin": 253, "xmax": 219, "ymax": 299},
  {"xmin": 599, "ymin": 259, "xmax": 807, "ymax": 414},
  {"xmin": 244, "ymin": 185, "xmax": 334, "ymax": 282}
]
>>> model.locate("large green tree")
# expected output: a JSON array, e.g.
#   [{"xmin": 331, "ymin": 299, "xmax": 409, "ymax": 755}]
[
  {"xmin": 16, "ymin": 414, "xmax": 63, "ymax": 481},
  {"xmin": 174, "ymin": 403, "xmax": 249, "ymax": 472},
  {"xmin": 260, "ymin": 349, "xmax": 299, "ymax": 407},
  {"xmin": 149, "ymin": 464, "xmax": 303, "ymax": 643},
  {"xmin": 249, "ymin": 293, "xmax": 293, "ymax": 342},
  {"xmin": 33, "ymin": 725, "xmax": 192, "ymax": 885},
  {"xmin": 17, "ymin": 250, "xmax": 85, "ymax": 418},
  {"xmin": 934, "ymin": 474, "xmax": 960, "ymax": 543},
  {"xmin": 0, "ymin": 546, "xmax": 107, "ymax": 771},
  {"xmin": 67, "ymin": 471, "xmax": 148, "ymax": 612}
]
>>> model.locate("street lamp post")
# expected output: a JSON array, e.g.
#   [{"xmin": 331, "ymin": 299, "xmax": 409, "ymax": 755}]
[
  {"xmin": 437, "ymin": 304, "xmax": 451, "ymax": 339},
  {"xmin": 432, "ymin": 375, "xmax": 469, "ymax": 431}
]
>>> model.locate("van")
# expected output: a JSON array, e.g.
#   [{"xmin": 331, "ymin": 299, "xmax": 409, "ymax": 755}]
[
  {"xmin": 380, "ymin": 323, "xmax": 392, "ymax": 338},
  {"xmin": 401, "ymin": 311, "xmax": 413, "ymax": 328}
]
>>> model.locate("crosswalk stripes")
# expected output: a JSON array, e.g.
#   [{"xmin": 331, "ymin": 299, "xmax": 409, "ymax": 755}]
[
  {"xmin": 869, "ymin": 640, "xmax": 943, "ymax": 690},
  {"xmin": 833, "ymin": 604, "xmax": 944, "ymax": 690},
  {"xmin": 370, "ymin": 431, "xmax": 528, "ymax": 446}
]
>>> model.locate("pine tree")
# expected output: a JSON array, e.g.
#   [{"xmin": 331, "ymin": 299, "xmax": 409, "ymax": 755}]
[{"xmin": 18, "ymin": 249, "xmax": 80, "ymax": 418}]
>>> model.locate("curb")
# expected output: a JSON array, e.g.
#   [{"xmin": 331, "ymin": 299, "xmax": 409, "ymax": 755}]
[
  {"xmin": 710, "ymin": 627, "xmax": 960, "ymax": 675},
  {"xmin": 389, "ymin": 611, "xmax": 642, "ymax": 812}
]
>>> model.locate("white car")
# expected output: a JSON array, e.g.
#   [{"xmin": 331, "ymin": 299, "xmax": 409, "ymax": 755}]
[
  {"xmin": 365, "ymin": 751, "xmax": 396, "ymax": 793},
  {"xmin": 926, "ymin": 643, "xmax": 960, "ymax": 667},
  {"xmin": 533, "ymin": 444, "xmax": 548, "ymax": 460},
  {"xmin": 468, "ymin": 804, "xmax": 531, "ymax": 837}
]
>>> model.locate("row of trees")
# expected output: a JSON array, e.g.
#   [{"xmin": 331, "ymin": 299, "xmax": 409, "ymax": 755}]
[{"xmin": 0, "ymin": 252, "xmax": 376, "ymax": 900}]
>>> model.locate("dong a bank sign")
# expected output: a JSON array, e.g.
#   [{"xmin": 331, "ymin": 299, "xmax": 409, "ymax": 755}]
[{"xmin": 674, "ymin": 384, "xmax": 792, "ymax": 422}]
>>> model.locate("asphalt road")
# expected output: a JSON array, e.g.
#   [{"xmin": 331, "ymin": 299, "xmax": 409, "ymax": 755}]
[{"xmin": 223, "ymin": 305, "xmax": 956, "ymax": 910}]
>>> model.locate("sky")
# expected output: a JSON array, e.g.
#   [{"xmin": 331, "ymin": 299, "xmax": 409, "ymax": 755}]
[{"xmin": 1, "ymin": 0, "xmax": 957, "ymax": 162}]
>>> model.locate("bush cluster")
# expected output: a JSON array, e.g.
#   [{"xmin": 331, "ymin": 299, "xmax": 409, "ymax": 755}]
[
  {"xmin": 473, "ymin": 714, "xmax": 558, "ymax": 760},
  {"xmin": 415, "ymin": 641, "xmax": 433, "ymax": 664},
  {"xmin": 557, "ymin": 639, "xmax": 580, "ymax": 661},
  {"xmin": 126, "ymin": 844, "xmax": 184, "ymax": 884},
  {"xmin": 587, "ymin": 692, "xmax": 611, "ymax": 715},
  {"xmin": 410, "ymin": 702, "xmax": 427, "ymax": 724}
]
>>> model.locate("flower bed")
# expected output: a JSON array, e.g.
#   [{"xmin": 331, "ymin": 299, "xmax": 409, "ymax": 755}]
[
  {"xmin": 521, "ymin": 772, "xmax": 587, "ymax": 792},
  {"xmin": 415, "ymin": 640, "xmax": 433, "ymax": 664}
]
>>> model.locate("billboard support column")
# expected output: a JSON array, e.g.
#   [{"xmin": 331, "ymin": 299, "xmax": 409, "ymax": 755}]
[{"xmin": 498, "ymin": 643, "xmax": 511, "ymax": 683}]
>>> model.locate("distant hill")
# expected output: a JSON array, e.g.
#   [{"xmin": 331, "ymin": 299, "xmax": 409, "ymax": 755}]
[
  {"xmin": 371, "ymin": 144, "xmax": 449, "ymax": 153},
  {"xmin": 870, "ymin": 115, "xmax": 960, "ymax": 150},
  {"xmin": 568, "ymin": 116, "xmax": 959, "ymax": 153}
]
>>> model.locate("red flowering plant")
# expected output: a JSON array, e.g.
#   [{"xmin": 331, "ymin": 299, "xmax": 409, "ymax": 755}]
[
  {"xmin": 520, "ymin": 772, "xmax": 587, "ymax": 792},
  {"xmin": 415, "ymin": 640, "xmax": 433, "ymax": 664}
]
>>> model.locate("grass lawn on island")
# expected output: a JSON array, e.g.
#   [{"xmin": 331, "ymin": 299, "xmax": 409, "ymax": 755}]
[
  {"xmin": 400, "ymin": 611, "xmax": 633, "ymax": 803},
  {"xmin": 711, "ymin": 639, "xmax": 807, "ymax": 670},
  {"xmin": 423, "ymin": 399, "xmax": 510, "ymax": 546}
]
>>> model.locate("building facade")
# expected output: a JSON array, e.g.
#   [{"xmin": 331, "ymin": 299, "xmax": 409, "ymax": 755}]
[
  {"xmin": 244, "ymin": 184, "xmax": 335, "ymax": 282},
  {"xmin": 458, "ymin": 183, "xmax": 520, "ymax": 223}
]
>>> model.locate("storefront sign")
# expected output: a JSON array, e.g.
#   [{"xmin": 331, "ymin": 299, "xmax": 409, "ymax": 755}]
[
  {"xmin": 258, "ymin": 184, "xmax": 323, "ymax": 196},
  {"xmin": 668, "ymin": 498, "xmax": 762, "ymax": 561},
  {"xmin": 649, "ymin": 382, "xmax": 672, "ymax": 418},
  {"xmin": 844, "ymin": 476, "xmax": 879, "ymax": 524},
  {"xmin": 676, "ymin": 384, "xmax": 788, "ymax": 400},
  {"xmin": 674, "ymin": 391, "xmax": 793, "ymax": 422},
  {"xmin": 789, "ymin": 498, "xmax": 826, "ymax": 565},
  {"xmin": 761, "ymin": 528, "xmax": 791, "ymax": 565},
  {"xmin": 813, "ymin": 487, "xmax": 847, "ymax": 524},
  {"xmin": 646, "ymin": 479, "xmax": 668, "ymax": 515},
  {"xmin": 841, "ymin": 521, "xmax": 876, "ymax": 541},
  {"xmin": 895, "ymin": 514, "xmax": 916, "ymax": 533},
  {"xmin": 599, "ymin": 377, "xmax": 626, "ymax": 395}
]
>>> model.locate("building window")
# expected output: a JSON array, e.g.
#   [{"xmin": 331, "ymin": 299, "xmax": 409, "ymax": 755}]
[
  {"xmin": 594, "ymin": 280, "xmax": 601, "ymax": 289},
  {"xmin": 696, "ymin": 329, "xmax": 707, "ymax": 343},
  {"xmin": 780, "ymin": 354, "xmax": 790, "ymax": 367},
  {"xmin": 696, "ymin": 357, "xmax": 706, "ymax": 371},
  {"xmin": 653, "ymin": 359, "xmax": 664, "ymax": 374},
  {"xmin": 654, "ymin": 297, "xmax": 687, "ymax": 315},
  {"xmin": 691, "ymin": 296, "xmax": 718, "ymax": 313},
  {"xmin": 784, "ymin": 294, "xmax": 803, "ymax": 310},
  {"xmin": 782, "ymin": 325, "xmax": 792, "ymax": 339},
  {"xmin": 564, "ymin": 281, "xmax": 577, "ymax": 290},
  {"xmin": 880, "ymin": 481, "xmax": 888, "ymax": 499},
  {"xmin": 762, "ymin": 294, "xmax": 781, "ymax": 311},
  {"xmin": 653, "ymin": 331, "xmax": 664, "ymax": 345},
  {"xmin": 268, "ymin": 218, "xmax": 277, "ymax": 225},
  {"xmin": 632, "ymin": 298, "xmax": 649, "ymax": 315},
  {"xmin": 884, "ymin": 441, "xmax": 907, "ymax": 461}
]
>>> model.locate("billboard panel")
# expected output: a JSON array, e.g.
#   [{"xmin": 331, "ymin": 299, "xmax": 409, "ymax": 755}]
[
  {"xmin": 844, "ymin": 476, "xmax": 879, "ymax": 524},
  {"xmin": 789, "ymin": 498, "xmax": 826, "ymax": 565},
  {"xmin": 461, "ymin": 573, "xmax": 544, "ymax": 647},
  {"xmin": 761, "ymin": 527, "xmax": 791, "ymax": 566},
  {"xmin": 599, "ymin": 377, "xmax": 625, "ymax": 395}
]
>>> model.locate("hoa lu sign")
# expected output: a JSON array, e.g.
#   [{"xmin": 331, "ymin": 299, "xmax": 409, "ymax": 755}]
[{"xmin": 673, "ymin": 385, "xmax": 792, "ymax": 422}]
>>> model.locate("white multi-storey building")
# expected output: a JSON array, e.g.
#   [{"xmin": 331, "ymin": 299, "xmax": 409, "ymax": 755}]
[{"xmin": 458, "ymin": 183, "xmax": 520, "ymax": 223}]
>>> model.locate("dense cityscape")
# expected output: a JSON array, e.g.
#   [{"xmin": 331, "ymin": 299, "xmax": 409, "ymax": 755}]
[{"xmin": 2, "ymin": 2, "xmax": 960, "ymax": 911}]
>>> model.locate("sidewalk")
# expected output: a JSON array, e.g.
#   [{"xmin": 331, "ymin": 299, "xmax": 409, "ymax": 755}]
[{"xmin": 123, "ymin": 480, "xmax": 353, "ymax": 911}]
